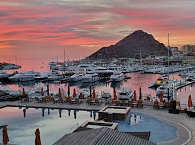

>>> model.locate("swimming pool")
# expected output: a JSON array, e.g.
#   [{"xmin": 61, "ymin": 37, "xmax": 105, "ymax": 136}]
[{"xmin": 117, "ymin": 112, "xmax": 177, "ymax": 143}]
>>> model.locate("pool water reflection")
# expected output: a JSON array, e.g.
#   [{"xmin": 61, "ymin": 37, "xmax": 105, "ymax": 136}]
[
  {"xmin": 0, "ymin": 107, "xmax": 95, "ymax": 145},
  {"xmin": 117, "ymin": 112, "xmax": 177, "ymax": 143}
]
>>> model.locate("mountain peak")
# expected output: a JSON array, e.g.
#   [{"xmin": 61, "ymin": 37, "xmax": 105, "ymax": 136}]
[{"xmin": 88, "ymin": 30, "xmax": 170, "ymax": 59}]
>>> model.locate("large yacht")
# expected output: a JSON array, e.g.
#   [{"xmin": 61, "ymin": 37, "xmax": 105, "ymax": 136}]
[
  {"xmin": 69, "ymin": 73, "xmax": 83, "ymax": 82},
  {"xmin": 95, "ymin": 67, "xmax": 113, "ymax": 78},
  {"xmin": 82, "ymin": 71, "xmax": 99, "ymax": 83},
  {"xmin": 34, "ymin": 72, "xmax": 49, "ymax": 80},
  {"xmin": 0, "ymin": 72, "xmax": 9, "ymax": 79},
  {"xmin": 110, "ymin": 71, "xmax": 124, "ymax": 82},
  {"xmin": 47, "ymin": 71, "xmax": 63, "ymax": 81},
  {"xmin": 9, "ymin": 71, "xmax": 40, "ymax": 82}
]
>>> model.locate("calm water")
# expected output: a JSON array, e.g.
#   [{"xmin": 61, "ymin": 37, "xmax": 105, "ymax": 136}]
[
  {"xmin": 0, "ymin": 107, "xmax": 95, "ymax": 145},
  {"xmin": 0, "ymin": 107, "xmax": 177, "ymax": 144}
]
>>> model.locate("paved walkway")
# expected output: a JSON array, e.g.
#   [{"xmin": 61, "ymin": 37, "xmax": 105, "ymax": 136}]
[{"xmin": 133, "ymin": 107, "xmax": 194, "ymax": 145}]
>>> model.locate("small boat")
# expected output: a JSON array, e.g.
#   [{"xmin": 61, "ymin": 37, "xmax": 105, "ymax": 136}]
[
  {"xmin": 186, "ymin": 74, "xmax": 195, "ymax": 82},
  {"xmin": 117, "ymin": 88, "xmax": 133, "ymax": 100}
]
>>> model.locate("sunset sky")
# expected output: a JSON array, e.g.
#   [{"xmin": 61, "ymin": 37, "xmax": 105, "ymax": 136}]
[{"xmin": 0, "ymin": 0, "xmax": 195, "ymax": 60}]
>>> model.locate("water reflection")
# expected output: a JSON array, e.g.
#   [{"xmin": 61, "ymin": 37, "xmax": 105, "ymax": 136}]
[
  {"xmin": 59, "ymin": 109, "xmax": 62, "ymax": 118},
  {"xmin": 23, "ymin": 109, "xmax": 26, "ymax": 118},
  {"xmin": 1, "ymin": 73, "xmax": 195, "ymax": 105},
  {"xmin": 0, "ymin": 107, "xmax": 95, "ymax": 145},
  {"xmin": 42, "ymin": 108, "xmax": 45, "ymax": 117},
  {"xmin": 48, "ymin": 108, "xmax": 50, "ymax": 115},
  {"xmin": 129, "ymin": 113, "xmax": 142, "ymax": 126}
]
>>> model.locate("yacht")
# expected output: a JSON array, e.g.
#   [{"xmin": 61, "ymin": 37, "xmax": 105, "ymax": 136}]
[
  {"xmin": 69, "ymin": 73, "xmax": 83, "ymax": 82},
  {"xmin": 47, "ymin": 71, "xmax": 63, "ymax": 81},
  {"xmin": 117, "ymin": 88, "xmax": 133, "ymax": 100},
  {"xmin": 110, "ymin": 71, "xmax": 124, "ymax": 82},
  {"xmin": 9, "ymin": 71, "xmax": 40, "ymax": 82},
  {"xmin": 82, "ymin": 71, "xmax": 99, "ymax": 83},
  {"xmin": 95, "ymin": 67, "xmax": 113, "ymax": 78},
  {"xmin": 78, "ymin": 88, "xmax": 98, "ymax": 98},
  {"xmin": 34, "ymin": 72, "xmax": 49, "ymax": 80},
  {"xmin": 0, "ymin": 72, "xmax": 9, "ymax": 79}
]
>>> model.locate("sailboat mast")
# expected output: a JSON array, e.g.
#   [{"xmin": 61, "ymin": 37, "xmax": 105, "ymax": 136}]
[
  {"xmin": 168, "ymin": 33, "xmax": 170, "ymax": 80},
  {"xmin": 64, "ymin": 48, "xmax": 65, "ymax": 63}
]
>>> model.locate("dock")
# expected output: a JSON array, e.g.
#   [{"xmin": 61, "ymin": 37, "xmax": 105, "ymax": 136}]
[
  {"xmin": 0, "ymin": 101, "xmax": 104, "ymax": 111},
  {"xmin": 176, "ymin": 80, "xmax": 195, "ymax": 90}
]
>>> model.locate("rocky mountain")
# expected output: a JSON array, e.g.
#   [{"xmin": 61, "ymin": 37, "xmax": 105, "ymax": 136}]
[{"xmin": 88, "ymin": 30, "xmax": 171, "ymax": 59}]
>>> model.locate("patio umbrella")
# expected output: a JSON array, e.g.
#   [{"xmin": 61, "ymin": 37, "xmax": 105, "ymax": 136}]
[
  {"xmin": 35, "ymin": 128, "xmax": 42, "ymax": 145},
  {"xmin": 73, "ymin": 88, "xmax": 77, "ymax": 98},
  {"xmin": 41, "ymin": 88, "xmax": 44, "ymax": 96},
  {"xmin": 113, "ymin": 88, "xmax": 117, "ymax": 100},
  {"xmin": 92, "ymin": 89, "xmax": 96, "ymax": 99},
  {"xmin": 58, "ymin": 88, "xmax": 61, "ymax": 97},
  {"xmin": 47, "ymin": 85, "xmax": 49, "ymax": 96},
  {"xmin": 133, "ymin": 90, "xmax": 137, "ymax": 101},
  {"xmin": 2, "ymin": 126, "xmax": 9, "ymax": 145},
  {"xmin": 67, "ymin": 85, "xmax": 70, "ymax": 96},
  {"xmin": 159, "ymin": 91, "xmax": 163, "ymax": 102},
  {"xmin": 188, "ymin": 94, "xmax": 193, "ymax": 108},
  {"xmin": 139, "ymin": 87, "xmax": 142, "ymax": 100}
]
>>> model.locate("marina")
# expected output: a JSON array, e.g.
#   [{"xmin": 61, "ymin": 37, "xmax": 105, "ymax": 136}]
[{"xmin": 1, "ymin": 1, "xmax": 195, "ymax": 144}]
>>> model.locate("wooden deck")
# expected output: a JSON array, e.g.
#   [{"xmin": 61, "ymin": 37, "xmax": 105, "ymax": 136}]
[{"xmin": 0, "ymin": 100, "xmax": 104, "ymax": 111}]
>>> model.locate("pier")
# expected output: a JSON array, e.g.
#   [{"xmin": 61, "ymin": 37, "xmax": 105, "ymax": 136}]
[
  {"xmin": 0, "ymin": 101, "xmax": 104, "ymax": 111},
  {"xmin": 176, "ymin": 80, "xmax": 195, "ymax": 90}
]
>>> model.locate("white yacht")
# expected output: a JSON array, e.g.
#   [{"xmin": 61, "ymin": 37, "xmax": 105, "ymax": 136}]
[
  {"xmin": 34, "ymin": 72, "xmax": 49, "ymax": 80},
  {"xmin": 0, "ymin": 72, "xmax": 9, "ymax": 79},
  {"xmin": 117, "ymin": 88, "xmax": 133, "ymax": 100},
  {"xmin": 110, "ymin": 71, "xmax": 124, "ymax": 82},
  {"xmin": 95, "ymin": 67, "xmax": 113, "ymax": 77},
  {"xmin": 47, "ymin": 71, "xmax": 63, "ymax": 81},
  {"xmin": 82, "ymin": 71, "xmax": 99, "ymax": 83},
  {"xmin": 9, "ymin": 71, "xmax": 40, "ymax": 82},
  {"xmin": 69, "ymin": 73, "xmax": 83, "ymax": 82}
]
